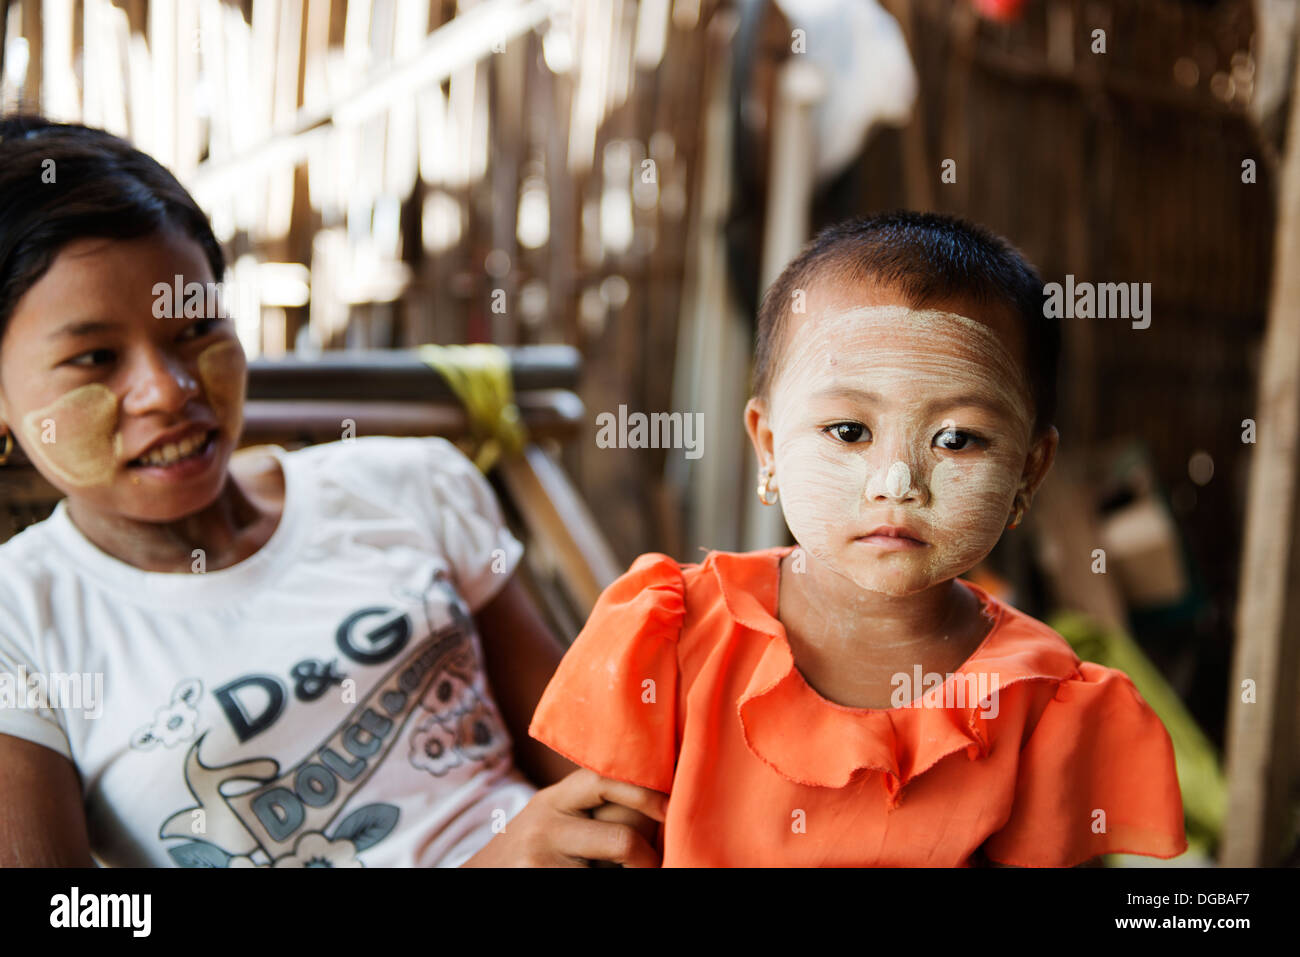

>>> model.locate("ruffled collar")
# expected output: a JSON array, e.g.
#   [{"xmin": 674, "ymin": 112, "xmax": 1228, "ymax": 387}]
[{"xmin": 710, "ymin": 547, "xmax": 1081, "ymax": 807}]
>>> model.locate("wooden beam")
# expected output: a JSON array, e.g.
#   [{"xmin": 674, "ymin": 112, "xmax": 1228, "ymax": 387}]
[
  {"xmin": 187, "ymin": 0, "xmax": 551, "ymax": 203},
  {"xmin": 22, "ymin": 0, "xmax": 42, "ymax": 109},
  {"xmin": 497, "ymin": 444, "xmax": 622, "ymax": 617},
  {"xmin": 244, "ymin": 344, "xmax": 580, "ymax": 400},
  {"xmin": 1221, "ymin": 20, "xmax": 1300, "ymax": 867}
]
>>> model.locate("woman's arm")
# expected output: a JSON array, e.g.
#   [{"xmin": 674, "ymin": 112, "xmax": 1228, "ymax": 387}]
[
  {"xmin": 474, "ymin": 572, "xmax": 579, "ymax": 788},
  {"xmin": 0, "ymin": 733, "xmax": 94, "ymax": 867}
]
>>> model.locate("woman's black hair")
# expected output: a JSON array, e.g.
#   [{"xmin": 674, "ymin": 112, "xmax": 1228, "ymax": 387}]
[{"xmin": 0, "ymin": 115, "xmax": 225, "ymax": 349}]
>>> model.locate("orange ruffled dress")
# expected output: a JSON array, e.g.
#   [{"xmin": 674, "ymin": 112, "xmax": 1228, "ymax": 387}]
[{"xmin": 529, "ymin": 548, "xmax": 1188, "ymax": 867}]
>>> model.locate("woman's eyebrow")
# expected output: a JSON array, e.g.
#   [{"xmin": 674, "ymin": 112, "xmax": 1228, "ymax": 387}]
[{"xmin": 47, "ymin": 319, "xmax": 117, "ymax": 340}]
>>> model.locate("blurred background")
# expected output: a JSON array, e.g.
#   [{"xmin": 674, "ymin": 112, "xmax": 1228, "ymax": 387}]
[{"xmin": 1, "ymin": 0, "xmax": 1297, "ymax": 868}]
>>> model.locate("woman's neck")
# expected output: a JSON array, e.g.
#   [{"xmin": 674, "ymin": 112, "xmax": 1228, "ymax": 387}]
[{"xmin": 66, "ymin": 456, "xmax": 282, "ymax": 573}]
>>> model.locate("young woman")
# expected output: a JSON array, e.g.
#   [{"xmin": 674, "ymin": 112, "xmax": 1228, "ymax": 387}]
[{"xmin": 0, "ymin": 117, "xmax": 663, "ymax": 868}]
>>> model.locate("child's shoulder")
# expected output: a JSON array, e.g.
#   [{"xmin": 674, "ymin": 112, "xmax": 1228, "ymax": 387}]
[
  {"xmin": 966, "ymin": 588, "xmax": 1170, "ymax": 734},
  {"xmin": 616, "ymin": 547, "xmax": 784, "ymax": 602},
  {"xmin": 972, "ymin": 585, "xmax": 1083, "ymax": 666},
  {"xmin": 600, "ymin": 548, "xmax": 786, "ymax": 657}
]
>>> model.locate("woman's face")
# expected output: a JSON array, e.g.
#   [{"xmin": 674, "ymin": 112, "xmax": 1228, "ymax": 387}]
[
  {"xmin": 751, "ymin": 292, "xmax": 1050, "ymax": 598},
  {"xmin": 0, "ymin": 229, "xmax": 246, "ymax": 523}
]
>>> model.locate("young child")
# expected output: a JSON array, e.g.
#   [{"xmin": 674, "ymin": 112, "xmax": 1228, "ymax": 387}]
[{"xmin": 530, "ymin": 211, "xmax": 1188, "ymax": 867}]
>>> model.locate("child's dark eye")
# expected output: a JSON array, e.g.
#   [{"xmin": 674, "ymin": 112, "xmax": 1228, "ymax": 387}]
[
  {"xmin": 66, "ymin": 348, "xmax": 116, "ymax": 368},
  {"xmin": 934, "ymin": 428, "xmax": 983, "ymax": 451},
  {"xmin": 825, "ymin": 422, "xmax": 870, "ymax": 444}
]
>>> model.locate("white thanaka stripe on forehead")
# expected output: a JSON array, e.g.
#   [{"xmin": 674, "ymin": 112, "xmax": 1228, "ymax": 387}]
[{"xmin": 773, "ymin": 305, "xmax": 1034, "ymax": 434}]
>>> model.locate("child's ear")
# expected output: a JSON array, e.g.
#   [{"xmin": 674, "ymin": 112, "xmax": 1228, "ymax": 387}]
[
  {"xmin": 1020, "ymin": 425, "xmax": 1059, "ymax": 502},
  {"xmin": 744, "ymin": 397, "xmax": 775, "ymax": 470}
]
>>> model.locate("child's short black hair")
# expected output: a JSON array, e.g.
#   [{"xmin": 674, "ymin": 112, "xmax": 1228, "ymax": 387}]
[
  {"xmin": 0, "ymin": 115, "xmax": 224, "ymax": 351},
  {"xmin": 754, "ymin": 210, "xmax": 1058, "ymax": 435}
]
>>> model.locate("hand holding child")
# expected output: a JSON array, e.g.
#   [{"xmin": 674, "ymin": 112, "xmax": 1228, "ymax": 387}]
[{"xmin": 461, "ymin": 768, "xmax": 667, "ymax": 867}]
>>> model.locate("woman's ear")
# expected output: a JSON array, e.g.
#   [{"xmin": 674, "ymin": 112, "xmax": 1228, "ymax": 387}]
[{"xmin": 744, "ymin": 397, "xmax": 775, "ymax": 471}]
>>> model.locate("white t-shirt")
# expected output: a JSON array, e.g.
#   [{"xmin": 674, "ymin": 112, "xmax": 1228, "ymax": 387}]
[{"xmin": 0, "ymin": 436, "xmax": 536, "ymax": 867}]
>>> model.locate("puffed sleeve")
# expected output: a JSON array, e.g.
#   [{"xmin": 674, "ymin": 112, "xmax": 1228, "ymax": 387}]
[
  {"xmin": 982, "ymin": 662, "xmax": 1188, "ymax": 866},
  {"xmin": 528, "ymin": 553, "xmax": 685, "ymax": 793},
  {"xmin": 418, "ymin": 437, "xmax": 524, "ymax": 612},
  {"xmin": 0, "ymin": 590, "xmax": 72, "ymax": 759}
]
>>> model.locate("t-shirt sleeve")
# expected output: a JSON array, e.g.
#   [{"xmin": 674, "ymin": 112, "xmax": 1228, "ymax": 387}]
[
  {"xmin": 0, "ymin": 596, "xmax": 73, "ymax": 760},
  {"xmin": 417, "ymin": 437, "xmax": 524, "ymax": 612},
  {"xmin": 982, "ymin": 662, "xmax": 1187, "ymax": 867},
  {"xmin": 528, "ymin": 553, "xmax": 685, "ymax": 793}
]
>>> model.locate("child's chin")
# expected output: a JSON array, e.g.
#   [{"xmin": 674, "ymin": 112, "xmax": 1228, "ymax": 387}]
[{"xmin": 848, "ymin": 565, "xmax": 936, "ymax": 599}]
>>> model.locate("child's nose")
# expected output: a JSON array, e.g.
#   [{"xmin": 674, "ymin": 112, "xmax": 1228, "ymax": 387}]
[{"xmin": 866, "ymin": 456, "xmax": 926, "ymax": 505}]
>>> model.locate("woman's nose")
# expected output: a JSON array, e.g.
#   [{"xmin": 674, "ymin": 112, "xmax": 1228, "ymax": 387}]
[{"xmin": 121, "ymin": 350, "xmax": 200, "ymax": 415}]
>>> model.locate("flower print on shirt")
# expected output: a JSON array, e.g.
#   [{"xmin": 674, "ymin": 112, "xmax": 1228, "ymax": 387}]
[
  {"xmin": 130, "ymin": 678, "xmax": 203, "ymax": 751},
  {"xmin": 419, "ymin": 667, "xmax": 477, "ymax": 720},
  {"xmin": 453, "ymin": 696, "xmax": 509, "ymax": 766},
  {"xmin": 410, "ymin": 717, "xmax": 464, "ymax": 776},
  {"xmin": 272, "ymin": 831, "xmax": 364, "ymax": 868}
]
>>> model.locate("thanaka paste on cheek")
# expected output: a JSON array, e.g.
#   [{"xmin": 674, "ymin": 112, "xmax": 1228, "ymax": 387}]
[
  {"xmin": 767, "ymin": 305, "xmax": 1035, "ymax": 597},
  {"xmin": 19, "ymin": 383, "xmax": 123, "ymax": 487},
  {"xmin": 197, "ymin": 339, "xmax": 247, "ymax": 442}
]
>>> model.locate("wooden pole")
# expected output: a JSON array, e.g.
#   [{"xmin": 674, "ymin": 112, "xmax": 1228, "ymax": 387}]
[
  {"xmin": 1221, "ymin": 20, "xmax": 1300, "ymax": 866},
  {"xmin": 741, "ymin": 57, "xmax": 824, "ymax": 552}
]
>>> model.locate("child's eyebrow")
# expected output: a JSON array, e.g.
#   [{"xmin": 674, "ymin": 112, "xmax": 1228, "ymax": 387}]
[
  {"xmin": 808, "ymin": 385, "xmax": 885, "ymax": 404},
  {"xmin": 923, "ymin": 393, "xmax": 1013, "ymax": 417},
  {"xmin": 809, "ymin": 384, "xmax": 1014, "ymax": 418},
  {"xmin": 48, "ymin": 319, "xmax": 117, "ymax": 340}
]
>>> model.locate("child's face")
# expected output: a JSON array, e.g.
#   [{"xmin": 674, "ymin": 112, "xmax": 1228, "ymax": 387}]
[
  {"xmin": 746, "ymin": 284, "xmax": 1055, "ymax": 598},
  {"xmin": 0, "ymin": 230, "xmax": 246, "ymax": 524}
]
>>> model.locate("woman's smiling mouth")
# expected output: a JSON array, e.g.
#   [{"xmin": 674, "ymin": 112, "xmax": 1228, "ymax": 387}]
[{"xmin": 127, "ymin": 427, "xmax": 219, "ymax": 476}]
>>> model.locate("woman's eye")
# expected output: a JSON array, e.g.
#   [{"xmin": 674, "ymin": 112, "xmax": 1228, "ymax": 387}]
[
  {"xmin": 827, "ymin": 422, "xmax": 869, "ymax": 444},
  {"xmin": 66, "ymin": 348, "xmax": 116, "ymax": 368},
  {"xmin": 179, "ymin": 318, "xmax": 223, "ymax": 341},
  {"xmin": 934, "ymin": 428, "xmax": 982, "ymax": 451}
]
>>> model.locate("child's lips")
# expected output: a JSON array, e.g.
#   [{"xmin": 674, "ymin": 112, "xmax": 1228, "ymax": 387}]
[{"xmin": 856, "ymin": 525, "xmax": 929, "ymax": 549}]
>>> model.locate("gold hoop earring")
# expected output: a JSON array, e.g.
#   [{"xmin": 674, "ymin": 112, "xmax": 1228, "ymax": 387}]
[
  {"xmin": 757, "ymin": 467, "xmax": 778, "ymax": 506},
  {"xmin": 1007, "ymin": 494, "xmax": 1027, "ymax": 529},
  {"xmin": 0, "ymin": 431, "xmax": 12, "ymax": 467}
]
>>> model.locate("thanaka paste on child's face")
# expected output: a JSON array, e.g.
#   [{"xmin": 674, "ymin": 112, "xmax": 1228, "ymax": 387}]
[
  {"xmin": 16, "ymin": 339, "xmax": 245, "ymax": 490},
  {"xmin": 765, "ymin": 304, "xmax": 1035, "ymax": 598}
]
